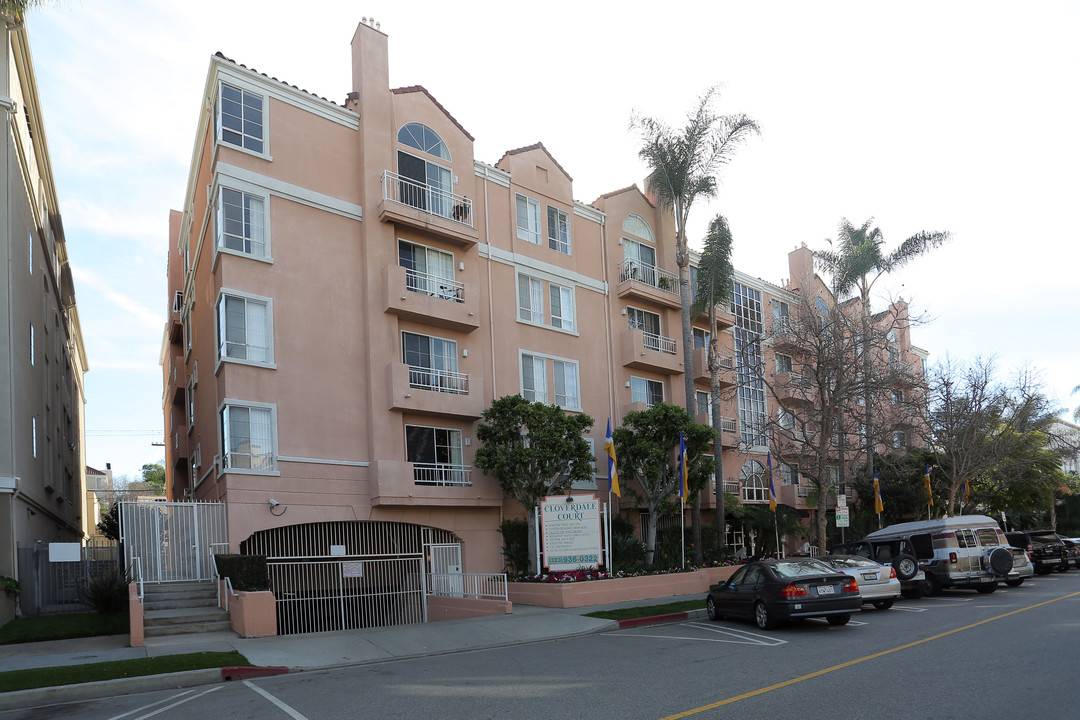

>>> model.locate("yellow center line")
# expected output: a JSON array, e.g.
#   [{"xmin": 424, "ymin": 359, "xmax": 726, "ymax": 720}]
[{"xmin": 658, "ymin": 591, "xmax": 1080, "ymax": 720}]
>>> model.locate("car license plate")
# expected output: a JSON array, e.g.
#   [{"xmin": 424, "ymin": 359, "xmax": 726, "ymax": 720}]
[
  {"xmin": 861, "ymin": 572, "xmax": 878, "ymax": 581},
  {"xmin": 816, "ymin": 585, "xmax": 835, "ymax": 595}
]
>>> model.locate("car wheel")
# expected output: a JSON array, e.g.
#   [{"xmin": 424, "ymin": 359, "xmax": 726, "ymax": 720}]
[
  {"xmin": 706, "ymin": 596, "xmax": 722, "ymax": 621},
  {"xmin": 872, "ymin": 600, "xmax": 894, "ymax": 610},
  {"xmin": 1005, "ymin": 578, "xmax": 1024, "ymax": 587},
  {"xmin": 754, "ymin": 602, "xmax": 777, "ymax": 630},
  {"xmin": 925, "ymin": 574, "xmax": 943, "ymax": 596},
  {"xmin": 1056, "ymin": 561, "xmax": 1070, "ymax": 573},
  {"xmin": 892, "ymin": 554, "xmax": 919, "ymax": 582},
  {"xmin": 976, "ymin": 582, "xmax": 998, "ymax": 594},
  {"xmin": 826, "ymin": 614, "xmax": 851, "ymax": 626}
]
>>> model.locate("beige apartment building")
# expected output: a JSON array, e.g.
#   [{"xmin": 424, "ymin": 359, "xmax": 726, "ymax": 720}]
[
  {"xmin": 1, "ymin": 15, "xmax": 89, "ymax": 620},
  {"xmin": 163, "ymin": 19, "xmax": 927, "ymax": 584}
]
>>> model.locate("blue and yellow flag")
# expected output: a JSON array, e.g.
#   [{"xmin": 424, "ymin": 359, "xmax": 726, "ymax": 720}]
[
  {"xmin": 767, "ymin": 452, "xmax": 777, "ymax": 512},
  {"xmin": 605, "ymin": 419, "xmax": 620, "ymax": 497},
  {"xmin": 873, "ymin": 466, "xmax": 884, "ymax": 514},
  {"xmin": 678, "ymin": 432, "xmax": 688, "ymax": 500},
  {"xmin": 924, "ymin": 465, "xmax": 934, "ymax": 506}
]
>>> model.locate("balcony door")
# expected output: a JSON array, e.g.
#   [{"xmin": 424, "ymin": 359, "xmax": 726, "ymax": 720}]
[{"xmin": 398, "ymin": 150, "xmax": 451, "ymax": 216}]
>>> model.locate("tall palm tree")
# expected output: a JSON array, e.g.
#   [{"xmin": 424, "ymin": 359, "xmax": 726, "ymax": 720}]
[
  {"xmin": 694, "ymin": 214, "xmax": 735, "ymax": 554},
  {"xmin": 815, "ymin": 218, "xmax": 949, "ymax": 484},
  {"xmin": 634, "ymin": 88, "xmax": 759, "ymax": 563},
  {"xmin": 1, "ymin": 1, "xmax": 45, "ymax": 24}
]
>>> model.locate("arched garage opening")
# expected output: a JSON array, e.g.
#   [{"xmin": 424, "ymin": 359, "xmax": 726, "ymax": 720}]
[{"xmin": 241, "ymin": 520, "xmax": 460, "ymax": 635}]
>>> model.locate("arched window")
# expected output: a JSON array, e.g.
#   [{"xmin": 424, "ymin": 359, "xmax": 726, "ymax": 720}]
[
  {"xmin": 397, "ymin": 123, "xmax": 450, "ymax": 160},
  {"xmin": 622, "ymin": 214, "xmax": 654, "ymax": 242},
  {"xmin": 740, "ymin": 460, "xmax": 769, "ymax": 502}
]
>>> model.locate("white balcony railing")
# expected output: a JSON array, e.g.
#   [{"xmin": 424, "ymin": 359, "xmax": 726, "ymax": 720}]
[
  {"xmin": 718, "ymin": 416, "xmax": 737, "ymax": 434},
  {"xmin": 619, "ymin": 259, "xmax": 679, "ymax": 295},
  {"xmin": 413, "ymin": 463, "xmax": 472, "ymax": 486},
  {"xmin": 405, "ymin": 268, "xmax": 465, "ymax": 303},
  {"xmin": 382, "ymin": 170, "xmax": 473, "ymax": 227},
  {"xmin": 407, "ymin": 366, "xmax": 469, "ymax": 395},
  {"xmin": 643, "ymin": 331, "xmax": 678, "ymax": 354}
]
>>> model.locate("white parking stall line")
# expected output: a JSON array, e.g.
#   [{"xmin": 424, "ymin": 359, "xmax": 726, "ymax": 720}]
[
  {"xmin": 686, "ymin": 622, "xmax": 789, "ymax": 645},
  {"xmin": 244, "ymin": 679, "xmax": 311, "ymax": 720},
  {"xmin": 925, "ymin": 596, "xmax": 974, "ymax": 602},
  {"xmin": 845, "ymin": 619, "xmax": 868, "ymax": 626},
  {"xmin": 108, "ymin": 686, "xmax": 223, "ymax": 720},
  {"xmin": 106, "ymin": 689, "xmax": 203, "ymax": 720},
  {"xmin": 891, "ymin": 605, "xmax": 927, "ymax": 612}
]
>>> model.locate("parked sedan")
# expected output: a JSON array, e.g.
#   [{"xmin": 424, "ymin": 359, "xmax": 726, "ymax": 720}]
[
  {"xmin": 706, "ymin": 558, "xmax": 862, "ymax": 630},
  {"xmin": 1006, "ymin": 547, "xmax": 1034, "ymax": 586},
  {"xmin": 817, "ymin": 555, "xmax": 901, "ymax": 610},
  {"xmin": 1060, "ymin": 537, "xmax": 1080, "ymax": 569}
]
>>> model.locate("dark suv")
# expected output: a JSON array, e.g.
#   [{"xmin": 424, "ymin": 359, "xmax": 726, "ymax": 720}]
[{"xmin": 1005, "ymin": 531, "xmax": 1069, "ymax": 574}]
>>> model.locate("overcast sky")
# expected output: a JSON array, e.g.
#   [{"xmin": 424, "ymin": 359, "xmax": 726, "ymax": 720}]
[{"xmin": 22, "ymin": 0, "xmax": 1080, "ymax": 480}]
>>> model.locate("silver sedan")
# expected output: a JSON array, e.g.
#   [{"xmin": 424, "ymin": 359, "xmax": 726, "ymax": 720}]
[{"xmin": 818, "ymin": 554, "xmax": 902, "ymax": 609}]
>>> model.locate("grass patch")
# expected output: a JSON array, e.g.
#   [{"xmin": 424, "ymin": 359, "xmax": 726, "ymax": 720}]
[
  {"xmin": 583, "ymin": 598, "xmax": 703, "ymax": 621},
  {"xmin": 0, "ymin": 612, "xmax": 128, "ymax": 645},
  {"xmin": 0, "ymin": 651, "xmax": 250, "ymax": 693}
]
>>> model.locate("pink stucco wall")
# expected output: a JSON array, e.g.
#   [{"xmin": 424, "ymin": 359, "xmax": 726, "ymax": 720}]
[
  {"xmin": 230, "ymin": 590, "xmax": 277, "ymax": 638},
  {"xmin": 426, "ymin": 595, "xmax": 512, "ymax": 621},
  {"xmin": 128, "ymin": 583, "xmax": 144, "ymax": 647},
  {"xmin": 507, "ymin": 567, "xmax": 739, "ymax": 609}
]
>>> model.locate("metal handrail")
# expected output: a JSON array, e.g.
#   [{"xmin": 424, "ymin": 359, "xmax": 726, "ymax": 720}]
[
  {"xmin": 618, "ymin": 259, "xmax": 679, "ymax": 295},
  {"xmin": 382, "ymin": 170, "xmax": 473, "ymax": 227},
  {"xmin": 404, "ymin": 268, "xmax": 464, "ymax": 302},
  {"xmin": 413, "ymin": 463, "xmax": 472, "ymax": 486},
  {"xmin": 210, "ymin": 550, "xmax": 238, "ymax": 611},
  {"xmin": 131, "ymin": 556, "xmax": 144, "ymax": 601},
  {"xmin": 426, "ymin": 572, "xmax": 508, "ymax": 601}
]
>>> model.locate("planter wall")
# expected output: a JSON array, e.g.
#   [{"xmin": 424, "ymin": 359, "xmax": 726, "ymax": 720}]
[
  {"xmin": 0, "ymin": 594, "xmax": 15, "ymax": 628},
  {"xmin": 427, "ymin": 595, "xmax": 512, "ymax": 621},
  {"xmin": 128, "ymin": 583, "xmax": 144, "ymax": 647},
  {"xmin": 230, "ymin": 590, "xmax": 277, "ymax": 637},
  {"xmin": 507, "ymin": 566, "xmax": 740, "ymax": 609}
]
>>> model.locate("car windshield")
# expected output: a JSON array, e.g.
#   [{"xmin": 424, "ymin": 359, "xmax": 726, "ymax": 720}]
[
  {"xmin": 1030, "ymin": 533, "xmax": 1059, "ymax": 544},
  {"xmin": 823, "ymin": 557, "xmax": 876, "ymax": 569},
  {"xmin": 772, "ymin": 560, "xmax": 833, "ymax": 578}
]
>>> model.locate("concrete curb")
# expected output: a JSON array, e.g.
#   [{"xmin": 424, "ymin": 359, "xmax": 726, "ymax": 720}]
[
  {"xmin": 0, "ymin": 668, "xmax": 221, "ymax": 711},
  {"xmin": 221, "ymin": 665, "xmax": 288, "ymax": 681}
]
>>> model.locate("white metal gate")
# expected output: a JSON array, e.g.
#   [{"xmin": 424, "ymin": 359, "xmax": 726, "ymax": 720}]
[
  {"xmin": 269, "ymin": 557, "xmax": 426, "ymax": 635},
  {"xmin": 428, "ymin": 543, "xmax": 463, "ymax": 596},
  {"xmin": 119, "ymin": 501, "xmax": 228, "ymax": 583}
]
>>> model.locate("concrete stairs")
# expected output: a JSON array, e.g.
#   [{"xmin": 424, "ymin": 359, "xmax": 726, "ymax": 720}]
[{"xmin": 142, "ymin": 581, "xmax": 232, "ymax": 637}]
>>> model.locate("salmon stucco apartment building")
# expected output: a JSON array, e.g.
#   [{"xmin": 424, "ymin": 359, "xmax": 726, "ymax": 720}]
[
  {"xmin": 163, "ymin": 18, "xmax": 928, "ymax": 624},
  {"xmin": 2, "ymin": 14, "xmax": 89, "ymax": 625}
]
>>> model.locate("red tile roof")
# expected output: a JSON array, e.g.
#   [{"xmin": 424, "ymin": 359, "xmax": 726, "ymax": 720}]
[
  {"xmin": 496, "ymin": 141, "xmax": 573, "ymax": 182},
  {"xmin": 213, "ymin": 52, "xmax": 349, "ymax": 109}
]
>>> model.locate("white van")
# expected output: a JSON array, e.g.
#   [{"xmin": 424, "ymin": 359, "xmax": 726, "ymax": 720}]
[{"xmin": 865, "ymin": 515, "xmax": 1017, "ymax": 594}]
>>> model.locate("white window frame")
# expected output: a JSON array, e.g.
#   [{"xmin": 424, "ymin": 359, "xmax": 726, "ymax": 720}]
[
  {"xmin": 218, "ymin": 80, "xmax": 267, "ymax": 157},
  {"xmin": 216, "ymin": 290, "xmax": 275, "ymax": 369},
  {"xmin": 28, "ymin": 231, "xmax": 33, "ymax": 275},
  {"xmin": 187, "ymin": 376, "xmax": 196, "ymax": 431},
  {"xmin": 29, "ymin": 323, "xmax": 34, "ymax": 366},
  {"xmin": 696, "ymin": 390, "xmax": 711, "ymax": 418},
  {"xmin": 398, "ymin": 239, "xmax": 456, "ymax": 299},
  {"xmin": 693, "ymin": 327, "xmax": 711, "ymax": 350},
  {"xmin": 552, "ymin": 359, "xmax": 581, "ymax": 411},
  {"xmin": 219, "ymin": 400, "xmax": 278, "ymax": 475},
  {"xmin": 549, "ymin": 283, "xmax": 575, "ymax": 332},
  {"xmin": 775, "ymin": 353, "xmax": 793, "ymax": 375},
  {"xmin": 31, "ymin": 417, "xmax": 37, "ymax": 459},
  {"xmin": 518, "ymin": 273, "xmax": 544, "ymax": 324},
  {"xmin": 572, "ymin": 437, "xmax": 598, "ymax": 490},
  {"xmin": 520, "ymin": 352, "xmax": 548, "ymax": 404},
  {"xmin": 547, "ymin": 205, "xmax": 571, "ymax": 254},
  {"xmin": 516, "ymin": 193, "xmax": 541, "ymax": 244},
  {"xmin": 631, "ymin": 376, "xmax": 664, "ymax": 408},
  {"xmin": 217, "ymin": 184, "xmax": 270, "ymax": 261}
]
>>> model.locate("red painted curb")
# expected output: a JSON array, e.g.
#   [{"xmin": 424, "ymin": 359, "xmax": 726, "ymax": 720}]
[
  {"xmin": 617, "ymin": 612, "xmax": 690, "ymax": 629},
  {"xmin": 221, "ymin": 666, "xmax": 289, "ymax": 681}
]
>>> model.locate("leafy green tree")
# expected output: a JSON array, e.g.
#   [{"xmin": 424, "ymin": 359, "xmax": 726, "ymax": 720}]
[
  {"xmin": 473, "ymin": 395, "xmax": 594, "ymax": 574},
  {"xmin": 694, "ymin": 213, "xmax": 735, "ymax": 555},
  {"xmin": 815, "ymin": 218, "xmax": 948, "ymax": 487},
  {"xmin": 612, "ymin": 403, "xmax": 714, "ymax": 566},
  {"xmin": 97, "ymin": 503, "xmax": 120, "ymax": 541},
  {"xmin": 1, "ymin": 1, "xmax": 46, "ymax": 24},
  {"xmin": 141, "ymin": 462, "xmax": 166, "ymax": 494},
  {"xmin": 634, "ymin": 90, "xmax": 758, "ymax": 564}
]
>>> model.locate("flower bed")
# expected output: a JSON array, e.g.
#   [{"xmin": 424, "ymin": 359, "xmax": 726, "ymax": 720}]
[{"xmin": 507, "ymin": 566, "xmax": 739, "ymax": 608}]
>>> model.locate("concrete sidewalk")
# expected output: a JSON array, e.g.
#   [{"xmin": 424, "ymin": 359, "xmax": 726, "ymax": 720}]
[{"xmin": 0, "ymin": 593, "xmax": 707, "ymax": 710}]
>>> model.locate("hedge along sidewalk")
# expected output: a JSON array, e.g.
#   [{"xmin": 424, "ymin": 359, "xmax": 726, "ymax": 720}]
[
  {"xmin": 0, "ymin": 651, "xmax": 251, "ymax": 693},
  {"xmin": 0, "ymin": 612, "xmax": 128, "ymax": 645}
]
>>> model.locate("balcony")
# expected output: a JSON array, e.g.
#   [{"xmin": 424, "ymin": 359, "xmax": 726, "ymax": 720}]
[
  {"xmin": 692, "ymin": 346, "xmax": 734, "ymax": 386},
  {"xmin": 618, "ymin": 327, "xmax": 684, "ymax": 375},
  {"xmin": 168, "ymin": 355, "xmax": 185, "ymax": 406},
  {"xmin": 616, "ymin": 259, "xmax": 681, "ymax": 310},
  {"xmin": 370, "ymin": 460, "xmax": 504, "ymax": 507},
  {"xmin": 387, "ymin": 362, "xmax": 485, "ymax": 419},
  {"xmin": 774, "ymin": 371, "xmax": 813, "ymax": 406},
  {"xmin": 383, "ymin": 264, "xmax": 480, "ymax": 333},
  {"xmin": 378, "ymin": 171, "xmax": 479, "ymax": 247},
  {"xmin": 695, "ymin": 414, "xmax": 739, "ymax": 447}
]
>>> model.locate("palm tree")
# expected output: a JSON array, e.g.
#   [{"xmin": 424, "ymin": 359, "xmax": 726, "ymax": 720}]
[
  {"xmin": 634, "ymin": 88, "xmax": 759, "ymax": 563},
  {"xmin": 1, "ymin": 1, "xmax": 45, "ymax": 24},
  {"xmin": 815, "ymin": 218, "xmax": 949, "ymax": 485},
  {"xmin": 694, "ymin": 214, "xmax": 735, "ymax": 554}
]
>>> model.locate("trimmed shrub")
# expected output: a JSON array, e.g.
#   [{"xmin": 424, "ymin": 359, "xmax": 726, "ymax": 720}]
[
  {"xmin": 499, "ymin": 519, "xmax": 529, "ymax": 576},
  {"xmin": 214, "ymin": 554, "xmax": 269, "ymax": 591}
]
